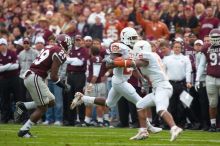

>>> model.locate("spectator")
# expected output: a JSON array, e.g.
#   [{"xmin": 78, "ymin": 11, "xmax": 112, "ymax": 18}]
[
  {"xmin": 0, "ymin": 38, "xmax": 20, "ymax": 123},
  {"xmin": 198, "ymin": 7, "xmax": 220, "ymax": 40},
  {"xmin": 65, "ymin": 34, "xmax": 89, "ymax": 126}
]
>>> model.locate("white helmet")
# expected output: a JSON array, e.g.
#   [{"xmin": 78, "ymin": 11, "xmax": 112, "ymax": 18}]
[
  {"xmin": 120, "ymin": 27, "xmax": 138, "ymax": 47},
  {"xmin": 133, "ymin": 40, "xmax": 152, "ymax": 53}
]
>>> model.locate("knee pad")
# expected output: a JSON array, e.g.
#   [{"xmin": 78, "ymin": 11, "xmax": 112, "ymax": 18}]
[{"xmin": 209, "ymin": 95, "xmax": 218, "ymax": 108}]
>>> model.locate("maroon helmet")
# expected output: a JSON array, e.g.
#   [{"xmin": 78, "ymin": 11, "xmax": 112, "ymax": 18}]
[
  {"xmin": 209, "ymin": 28, "xmax": 220, "ymax": 46},
  {"xmin": 56, "ymin": 34, "xmax": 72, "ymax": 51}
]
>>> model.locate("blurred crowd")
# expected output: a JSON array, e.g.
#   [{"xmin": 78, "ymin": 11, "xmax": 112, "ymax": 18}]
[{"xmin": 0, "ymin": 0, "xmax": 220, "ymax": 131}]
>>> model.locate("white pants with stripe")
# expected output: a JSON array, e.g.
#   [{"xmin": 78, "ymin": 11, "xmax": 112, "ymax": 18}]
[{"xmin": 24, "ymin": 73, "xmax": 55, "ymax": 106}]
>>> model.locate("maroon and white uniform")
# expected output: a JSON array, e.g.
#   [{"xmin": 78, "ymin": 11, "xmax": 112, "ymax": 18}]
[
  {"xmin": 196, "ymin": 44, "xmax": 220, "ymax": 107},
  {"xmin": 24, "ymin": 45, "xmax": 67, "ymax": 106},
  {"xmin": 85, "ymin": 55, "xmax": 107, "ymax": 97}
]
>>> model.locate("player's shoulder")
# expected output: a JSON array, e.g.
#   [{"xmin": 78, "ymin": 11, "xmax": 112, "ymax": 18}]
[
  {"xmin": 45, "ymin": 45, "xmax": 61, "ymax": 52},
  {"xmin": 110, "ymin": 42, "xmax": 131, "ymax": 53}
]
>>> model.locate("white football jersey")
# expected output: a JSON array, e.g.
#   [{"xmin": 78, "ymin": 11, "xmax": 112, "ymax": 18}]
[
  {"xmin": 137, "ymin": 51, "xmax": 171, "ymax": 88},
  {"xmin": 110, "ymin": 42, "xmax": 134, "ymax": 84}
]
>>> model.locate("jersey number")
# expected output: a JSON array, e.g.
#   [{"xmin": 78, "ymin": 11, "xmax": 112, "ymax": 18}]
[
  {"xmin": 33, "ymin": 49, "xmax": 50, "ymax": 65},
  {"xmin": 210, "ymin": 52, "xmax": 220, "ymax": 66}
]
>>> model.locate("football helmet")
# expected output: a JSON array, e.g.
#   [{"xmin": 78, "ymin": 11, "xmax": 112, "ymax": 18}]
[
  {"xmin": 133, "ymin": 40, "xmax": 152, "ymax": 53},
  {"xmin": 56, "ymin": 34, "xmax": 72, "ymax": 51},
  {"xmin": 133, "ymin": 40, "xmax": 152, "ymax": 60},
  {"xmin": 120, "ymin": 27, "xmax": 138, "ymax": 47},
  {"xmin": 209, "ymin": 28, "xmax": 220, "ymax": 46}
]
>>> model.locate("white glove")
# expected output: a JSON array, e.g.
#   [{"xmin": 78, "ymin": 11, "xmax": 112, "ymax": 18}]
[
  {"xmin": 141, "ymin": 78, "xmax": 149, "ymax": 94},
  {"xmin": 195, "ymin": 81, "xmax": 200, "ymax": 92},
  {"xmin": 103, "ymin": 56, "xmax": 113, "ymax": 65}
]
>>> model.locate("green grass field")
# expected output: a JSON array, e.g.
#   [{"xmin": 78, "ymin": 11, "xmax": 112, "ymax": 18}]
[{"xmin": 0, "ymin": 124, "xmax": 220, "ymax": 146}]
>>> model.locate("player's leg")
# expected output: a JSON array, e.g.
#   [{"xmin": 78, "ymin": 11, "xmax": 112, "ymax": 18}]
[
  {"xmin": 206, "ymin": 75, "xmax": 219, "ymax": 132},
  {"xmin": 154, "ymin": 86, "xmax": 182, "ymax": 141},
  {"xmin": 18, "ymin": 74, "xmax": 55, "ymax": 138},
  {"xmin": 130, "ymin": 93, "xmax": 154, "ymax": 140},
  {"xmin": 115, "ymin": 82, "xmax": 162, "ymax": 134}
]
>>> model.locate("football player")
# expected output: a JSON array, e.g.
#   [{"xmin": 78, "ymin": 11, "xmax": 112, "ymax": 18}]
[
  {"xmin": 103, "ymin": 40, "xmax": 183, "ymax": 141},
  {"xmin": 16, "ymin": 34, "xmax": 71, "ymax": 137},
  {"xmin": 196, "ymin": 28, "xmax": 220, "ymax": 132},
  {"xmin": 71, "ymin": 27, "xmax": 162, "ymax": 136}
]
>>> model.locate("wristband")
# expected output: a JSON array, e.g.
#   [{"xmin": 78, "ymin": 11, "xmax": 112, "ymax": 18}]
[{"xmin": 55, "ymin": 79, "xmax": 66, "ymax": 89}]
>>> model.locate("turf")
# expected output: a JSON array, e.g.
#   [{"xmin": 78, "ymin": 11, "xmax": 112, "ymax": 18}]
[{"xmin": 0, "ymin": 124, "xmax": 220, "ymax": 146}]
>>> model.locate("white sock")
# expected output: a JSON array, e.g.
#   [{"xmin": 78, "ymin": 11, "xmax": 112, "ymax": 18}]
[
  {"xmin": 20, "ymin": 119, "xmax": 35, "ymax": 131},
  {"xmin": 84, "ymin": 116, "xmax": 92, "ymax": 123},
  {"xmin": 82, "ymin": 96, "xmax": 95, "ymax": 104},
  {"xmin": 171, "ymin": 125, "xmax": 177, "ymax": 130},
  {"xmin": 210, "ymin": 119, "xmax": 216, "ymax": 125},
  {"xmin": 97, "ymin": 117, "xmax": 103, "ymax": 123},
  {"xmin": 139, "ymin": 128, "xmax": 147, "ymax": 132},
  {"xmin": 146, "ymin": 118, "xmax": 152, "ymax": 128},
  {"xmin": 104, "ymin": 114, "xmax": 110, "ymax": 121},
  {"xmin": 24, "ymin": 101, "xmax": 37, "ymax": 110}
]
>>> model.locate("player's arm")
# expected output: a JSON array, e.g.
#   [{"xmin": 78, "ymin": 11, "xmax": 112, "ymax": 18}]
[
  {"xmin": 112, "ymin": 58, "xmax": 149, "ymax": 68},
  {"xmin": 105, "ymin": 53, "xmax": 121, "ymax": 69},
  {"xmin": 51, "ymin": 56, "xmax": 66, "ymax": 89}
]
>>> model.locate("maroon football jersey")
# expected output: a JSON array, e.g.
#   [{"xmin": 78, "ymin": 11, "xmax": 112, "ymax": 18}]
[
  {"xmin": 202, "ymin": 44, "xmax": 220, "ymax": 77},
  {"xmin": 87, "ymin": 55, "xmax": 103, "ymax": 83},
  {"xmin": 30, "ymin": 45, "xmax": 67, "ymax": 79}
]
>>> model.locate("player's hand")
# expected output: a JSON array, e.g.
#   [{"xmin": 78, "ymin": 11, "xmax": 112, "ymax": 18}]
[
  {"xmin": 86, "ymin": 83, "xmax": 93, "ymax": 92},
  {"xmin": 195, "ymin": 81, "xmax": 200, "ymax": 92},
  {"xmin": 64, "ymin": 83, "xmax": 71, "ymax": 93},
  {"xmin": 141, "ymin": 78, "xmax": 149, "ymax": 93},
  {"xmin": 103, "ymin": 56, "xmax": 113, "ymax": 64},
  {"xmin": 186, "ymin": 82, "xmax": 192, "ymax": 89}
]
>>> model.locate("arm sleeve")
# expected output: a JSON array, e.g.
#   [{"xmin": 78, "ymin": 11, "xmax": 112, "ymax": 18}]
[
  {"xmin": 196, "ymin": 53, "xmax": 206, "ymax": 81},
  {"xmin": 185, "ymin": 56, "xmax": 192, "ymax": 83},
  {"xmin": 93, "ymin": 63, "xmax": 102, "ymax": 77},
  {"xmin": 65, "ymin": 57, "xmax": 83, "ymax": 66},
  {"xmin": 6, "ymin": 63, "xmax": 19, "ymax": 71},
  {"xmin": 0, "ymin": 63, "xmax": 12, "ymax": 72}
]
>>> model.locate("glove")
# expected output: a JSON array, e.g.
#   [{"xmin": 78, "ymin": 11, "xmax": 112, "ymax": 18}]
[
  {"xmin": 141, "ymin": 78, "xmax": 149, "ymax": 94},
  {"xmin": 103, "ymin": 56, "xmax": 113, "ymax": 65},
  {"xmin": 195, "ymin": 81, "xmax": 200, "ymax": 92},
  {"xmin": 64, "ymin": 83, "xmax": 71, "ymax": 93}
]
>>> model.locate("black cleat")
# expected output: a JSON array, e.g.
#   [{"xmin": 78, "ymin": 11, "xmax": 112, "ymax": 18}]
[
  {"xmin": 18, "ymin": 130, "xmax": 33, "ymax": 138},
  {"xmin": 208, "ymin": 124, "xmax": 217, "ymax": 132},
  {"xmin": 15, "ymin": 102, "xmax": 27, "ymax": 121}
]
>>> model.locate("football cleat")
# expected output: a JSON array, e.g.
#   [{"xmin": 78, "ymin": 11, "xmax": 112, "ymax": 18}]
[
  {"xmin": 70, "ymin": 92, "xmax": 84, "ymax": 110},
  {"xmin": 208, "ymin": 124, "xmax": 217, "ymax": 132},
  {"xmin": 147, "ymin": 125, "xmax": 162, "ymax": 134},
  {"xmin": 170, "ymin": 126, "xmax": 183, "ymax": 142},
  {"xmin": 18, "ymin": 130, "xmax": 33, "ymax": 138},
  {"xmin": 15, "ymin": 102, "xmax": 27, "ymax": 122},
  {"xmin": 130, "ymin": 129, "xmax": 149, "ymax": 140}
]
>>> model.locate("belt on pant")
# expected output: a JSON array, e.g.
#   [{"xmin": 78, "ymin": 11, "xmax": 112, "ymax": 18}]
[{"xmin": 169, "ymin": 79, "xmax": 185, "ymax": 84}]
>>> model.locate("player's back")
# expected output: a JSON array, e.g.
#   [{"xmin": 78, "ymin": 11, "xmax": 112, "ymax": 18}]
[
  {"xmin": 110, "ymin": 42, "xmax": 134, "ymax": 84},
  {"xmin": 139, "ymin": 52, "xmax": 170, "ymax": 88},
  {"xmin": 30, "ymin": 45, "xmax": 66, "ymax": 79}
]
